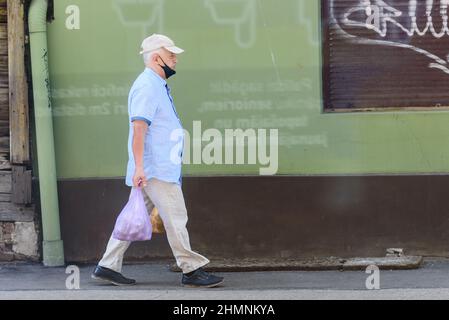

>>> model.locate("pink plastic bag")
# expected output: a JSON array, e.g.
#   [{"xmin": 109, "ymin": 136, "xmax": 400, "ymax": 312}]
[{"xmin": 112, "ymin": 187, "xmax": 152, "ymax": 241}]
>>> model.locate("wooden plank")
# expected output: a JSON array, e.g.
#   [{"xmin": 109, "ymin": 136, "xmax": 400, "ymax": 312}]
[
  {"xmin": 0, "ymin": 7, "xmax": 8, "ymax": 23},
  {"xmin": 7, "ymin": 0, "xmax": 29, "ymax": 164},
  {"xmin": 0, "ymin": 88, "xmax": 8, "ymax": 108},
  {"xmin": 0, "ymin": 109, "xmax": 9, "ymax": 121},
  {"xmin": 0, "ymin": 157, "xmax": 10, "ymax": 170},
  {"xmin": 0, "ymin": 50, "xmax": 7, "ymax": 90},
  {"xmin": 0, "ymin": 64, "xmax": 7, "ymax": 74},
  {"xmin": 1, "ymin": 0, "xmax": 7, "ymax": 25},
  {"xmin": 0, "ymin": 78, "xmax": 7, "ymax": 88},
  {"xmin": 0, "ymin": 104, "xmax": 7, "ymax": 121},
  {"xmin": 0, "ymin": 152, "xmax": 10, "ymax": 169},
  {"xmin": 0, "ymin": 38, "xmax": 6, "ymax": 55},
  {"xmin": 0, "ymin": 94, "xmax": 9, "ymax": 120},
  {"xmin": 0, "ymin": 192, "xmax": 11, "ymax": 202},
  {"xmin": 0, "ymin": 23, "xmax": 6, "ymax": 39},
  {"xmin": 0, "ymin": 136, "xmax": 9, "ymax": 153},
  {"xmin": 0, "ymin": 137, "xmax": 8, "ymax": 156},
  {"xmin": 11, "ymin": 165, "xmax": 31, "ymax": 204},
  {"xmin": 0, "ymin": 38, "xmax": 6, "ymax": 94},
  {"xmin": 0, "ymin": 87, "xmax": 7, "ymax": 106},
  {"xmin": 0, "ymin": 203, "xmax": 35, "ymax": 222},
  {"xmin": 0, "ymin": 119, "xmax": 9, "ymax": 136},
  {"xmin": 0, "ymin": 170, "xmax": 10, "ymax": 192},
  {"xmin": 0, "ymin": 106, "xmax": 9, "ymax": 121}
]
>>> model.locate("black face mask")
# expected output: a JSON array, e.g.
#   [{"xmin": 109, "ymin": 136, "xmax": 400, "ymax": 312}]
[{"xmin": 158, "ymin": 57, "xmax": 176, "ymax": 79}]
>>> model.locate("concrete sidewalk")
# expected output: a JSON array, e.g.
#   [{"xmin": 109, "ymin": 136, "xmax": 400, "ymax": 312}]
[{"xmin": 1, "ymin": 258, "xmax": 449, "ymax": 300}]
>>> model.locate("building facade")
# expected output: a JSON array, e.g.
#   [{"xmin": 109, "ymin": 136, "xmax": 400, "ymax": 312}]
[{"xmin": 5, "ymin": 0, "xmax": 449, "ymax": 264}]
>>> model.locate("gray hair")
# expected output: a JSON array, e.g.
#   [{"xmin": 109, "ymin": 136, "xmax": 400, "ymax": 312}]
[{"xmin": 143, "ymin": 48, "xmax": 163, "ymax": 65}]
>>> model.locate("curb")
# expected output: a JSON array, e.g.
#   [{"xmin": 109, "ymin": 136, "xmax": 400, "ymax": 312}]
[{"xmin": 169, "ymin": 256, "xmax": 423, "ymax": 272}]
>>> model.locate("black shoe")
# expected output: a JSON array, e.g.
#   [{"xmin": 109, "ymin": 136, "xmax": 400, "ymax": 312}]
[
  {"xmin": 181, "ymin": 268, "xmax": 224, "ymax": 288},
  {"xmin": 91, "ymin": 265, "xmax": 136, "ymax": 286}
]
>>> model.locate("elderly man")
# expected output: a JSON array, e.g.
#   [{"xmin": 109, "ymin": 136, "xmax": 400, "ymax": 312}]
[{"xmin": 91, "ymin": 34, "xmax": 223, "ymax": 288}]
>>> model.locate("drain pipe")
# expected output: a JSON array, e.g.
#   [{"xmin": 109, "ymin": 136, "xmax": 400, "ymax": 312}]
[{"xmin": 28, "ymin": 0, "xmax": 64, "ymax": 266}]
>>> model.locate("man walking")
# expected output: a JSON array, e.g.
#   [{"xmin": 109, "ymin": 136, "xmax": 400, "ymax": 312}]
[{"xmin": 92, "ymin": 34, "xmax": 224, "ymax": 288}]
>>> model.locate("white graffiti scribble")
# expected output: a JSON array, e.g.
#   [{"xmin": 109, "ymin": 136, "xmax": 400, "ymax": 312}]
[
  {"xmin": 297, "ymin": 0, "xmax": 319, "ymax": 46},
  {"xmin": 113, "ymin": 0, "xmax": 164, "ymax": 38},
  {"xmin": 332, "ymin": 0, "xmax": 449, "ymax": 74},
  {"xmin": 204, "ymin": 0, "xmax": 257, "ymax": 48}
]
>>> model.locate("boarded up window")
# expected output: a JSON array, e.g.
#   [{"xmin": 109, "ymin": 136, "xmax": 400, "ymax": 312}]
[{"xmin": 323, "ymin": 0, "xmax": 449, "ymax": 110}]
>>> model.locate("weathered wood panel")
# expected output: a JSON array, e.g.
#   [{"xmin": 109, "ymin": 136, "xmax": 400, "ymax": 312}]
[
  {"xmin": 0, "ymin": 192, "xmax": 10, "ymax": 202},
  {"xmin": 0, "ymin": 136, "xmax": 9, "ymax": 154},
  {"xmin": 8, "ymin": 0, "xmax": 29, "ymax": 164},
  {"xmin": 11, "ymin": 165, "xmax": 31, "ymax": 204},
  {"xmin": 0, "ymin": 6, "xmax": 6, "ymax": 24},
  {"xmin": 0, "ymin": 170, "xmax": 11, "ymax": 193},
  {"xmin": 0, "ymin": 108, "xmax": 8, "ymax": 121},
  {"xmin": 0, "ymin": 55, "xmax": 7, "ymax": 73},
  {"xmin": 0, "ymin": 106, "xmax": 8, "ymax": 120},
  {"xmin": 0, "ymin": 154, "xmax": 10, "ymax": 169},
  {"xmin": 0, "ymin": 53, "xmax": 8, "ymax": 89},
  {"xmin": 0, "ymin": 119, "xmax": 8, "ymax": 136},
  {"xmin": 0, "ymin": 38, "xmax": 6, "ymax": 56},
  {"xmin": 0, "ymin": 0, "xmax": 6, "ymax": 23},
  {"xmin": 0, "ymin": 0, "xmax": 11, "ymax": 198},
  {"xmin": 0, "ymin": 0, "xmax": 7, "ymax": 132},
  {"xmin": 0, "ymin": 23, "xmax": 6, "ymax": 40},
  {"xmin": 0, "ymin": 87, "xmax": 7, "ymax": 106},
  {"xmin": 0, "ymin": 203, "xmax": 35, "ymax": 222},
  {"xmin": 0, "ymin": 53, "xmax": 8, "ymax": 120}
]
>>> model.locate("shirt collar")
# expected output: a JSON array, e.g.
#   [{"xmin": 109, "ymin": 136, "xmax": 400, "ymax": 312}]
[{"xmin": 144, "ymin": 67, "xmax": 167, "ymax": 86}]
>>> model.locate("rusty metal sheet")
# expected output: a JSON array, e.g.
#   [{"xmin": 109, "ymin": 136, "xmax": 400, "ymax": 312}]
[{"xmin": 324, "ymin": 0, "xmax": 449, "ymax": 110}]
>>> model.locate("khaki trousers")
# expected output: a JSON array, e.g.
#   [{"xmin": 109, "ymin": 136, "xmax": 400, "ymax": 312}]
[{"xmin": 98, "ymin": 178, "xmax": 210, "ymax": 274}]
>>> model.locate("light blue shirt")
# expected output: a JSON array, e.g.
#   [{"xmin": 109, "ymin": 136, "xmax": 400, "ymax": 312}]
[{"xmin": 125, "ymin": 68, "xmax": 184, "ymax": 187}]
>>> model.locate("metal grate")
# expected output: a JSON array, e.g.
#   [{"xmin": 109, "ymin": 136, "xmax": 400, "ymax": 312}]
[{"xmin": 323, "ymin": 0, "xmax": 449, "ymax": 110}]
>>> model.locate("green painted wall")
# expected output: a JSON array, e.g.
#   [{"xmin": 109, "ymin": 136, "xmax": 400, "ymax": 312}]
[{"xmin": 46, "ymin": 0, "xmax": 449, "ymax": 180}]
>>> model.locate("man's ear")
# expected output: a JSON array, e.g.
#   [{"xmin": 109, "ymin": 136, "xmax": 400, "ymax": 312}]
[
  {"xmin": 153, "ymin": 54, "xmax": 160, "ymax": 64},
  {"xmin": 151, "ymin": 53, "xmax": 157, "ymax": 63}
]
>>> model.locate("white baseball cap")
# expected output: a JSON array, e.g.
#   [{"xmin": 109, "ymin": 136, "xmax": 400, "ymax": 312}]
[{"xmin": 139, "ymin": 34, "xmax": 185, "ymax": 55}]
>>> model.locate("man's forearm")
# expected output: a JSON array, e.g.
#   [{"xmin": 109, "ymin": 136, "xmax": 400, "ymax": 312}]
[{"xmin": 132, "ymin": 131, "xmax": 145, "ymax": 169}]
